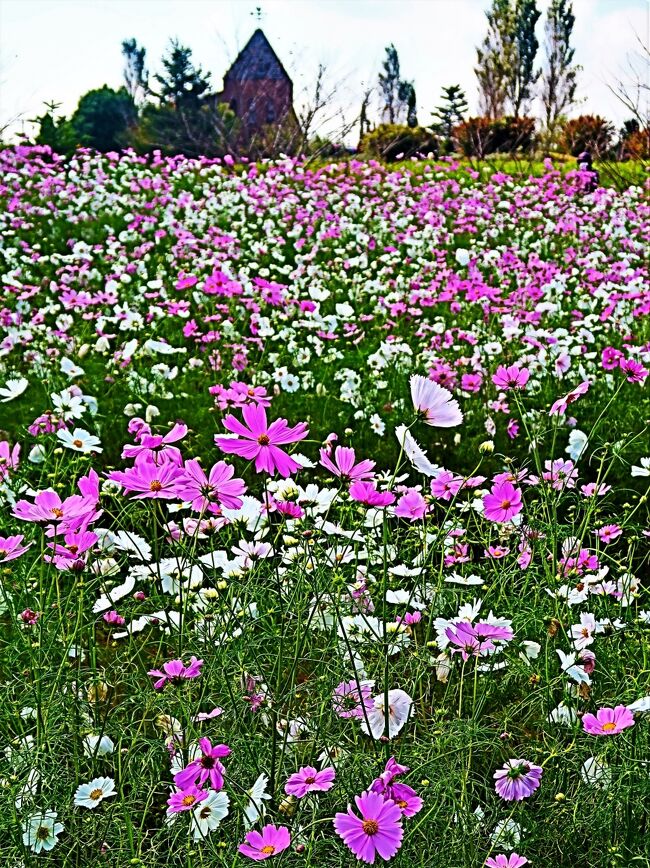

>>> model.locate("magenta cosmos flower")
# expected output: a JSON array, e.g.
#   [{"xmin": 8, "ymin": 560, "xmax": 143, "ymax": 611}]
[
  {"xmin": 147, "ymin": 656, "xmax": 203, "ymax": 689},
  {"xmin": 179, "ymin": 459, "xmax": 246, "ymax": 513},
  {"xmin": 445, "ymin": 621, "xmax": 513, "ymax": 661},
  {"xmin": 549, "ymin": 380, "xmax": 590, "ymax": 416},
  {"xmin": 410, "ymin": 374, "xmax": 463, "ymax": 427},
  {"xmin": 167, "ymin": 784, "xmax": 207, "ymax": 814},
  {"xmin": 334, "ymin": 791, "xmax": 404, "ymax": 864},
  {"xmin": 349, "ymin": 481, "xmax": 395, "ymax": 507},
  {"xmin": 494, "ymin": 759, "xmax": 543, "ymax": 801},
  {"xmin": 319, "ymin": 445, "xmax": 376, "ymax": 482},
  {"xmin": 108, "ymin": 455, "xmax": 185, "ymax": 499},
  {"xmin": 215, "ymin": 404, "xmax": 307, "ymax": 477},
  {"xmin": 483, "ymin": 481, "xmax": 523, "ymax": 523},
  {"xmin": 0, "ymin": 534, "xmax": 32, "ymax": 563},
  {"xmin": 370, "ymin": 758, "xmax": 423, "ymax": 818},
  {"xmin": 582, "ymin": 705, "xmax": 635, "ymax": 736},
  {"xmin": 492, "ymin": 364, "xmax": 530, "ymax": 391},
  {"xmin": 174, "ymin": 738, "xmax": 231, "ymax": 790},
  {"xmin": 485, "ymin": 854, "xmax": 528, "ymax": 867},
  {"xmin": 285, "ymin": 765, "xmax": 335, "ymax": 798},
  {"xmin": 238, "ymin": 824, "xmax": 291, "ymax": 861},
  {"xmin": 394, "ymin": 489, "xmax": 427, "ymax": 520}
]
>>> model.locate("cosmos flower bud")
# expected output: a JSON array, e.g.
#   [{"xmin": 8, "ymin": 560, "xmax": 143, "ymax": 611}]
[{"xmin": 479, "ymin": 439, "xmax": 494, "ymax": 454}]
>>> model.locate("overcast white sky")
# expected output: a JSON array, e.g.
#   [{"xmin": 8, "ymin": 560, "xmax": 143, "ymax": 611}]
[{"xmin": 1, "ymin": 0, "xmax": 648, "ymax": 141}]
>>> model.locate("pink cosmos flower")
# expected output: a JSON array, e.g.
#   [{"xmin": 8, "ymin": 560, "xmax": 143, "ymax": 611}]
[
  {"xmin": 349, "ymin": 481, "xmax": 395, "ymax": 507},
  {"xmin": 319, "ymin": 445, "xmax": 375, "ymax": 482},
  {"xmin": 394, "ymin": 489, "xmax": 427, "ymax": 520},
  {"xmin": 45, "ymin": 529, "xmax": 98, "ymax": 570},
  {"xmin": 596, "ymin": 524, "xmax": 622, "ymax": 543},
  {"xmin": 430, "ymin": 470, "xmax": 464, "ymax": 501},
  {"xmin": 332, "ymin": 679, "xmax": 375, "ymax": 719},
  {"xmin": 445, "ymin": 622, "xmax": 513, "ymax": 660},
  {"xmin": 148, "ymin": 656, "xmax": 203, "ymax": 690},
  {"xmin": 179, "ymin": 459, "xmax": 246, "ymax": 513},
  {"xmin": 549, "ymin": 380, "xmax": 590, "ymax": 416},
  {"xmin": 13, "ymin": 489, "xmax": 96, "ymax": 530},
  {"xmin": 108, "ymin": 455, "xmax": 186, "ymax": 499},
  {"xmin": 0, "ymin": 534, "xmax": 31, "ymax": 562},
  {"xmin": 483, "ymin": 481, "xmax": 523, "ymax": 523},
  {"xmin": 494, "ymin": 759, "xmax": 543, "ymax": 801},
  {"xmin": 485, "ymin": 854, "xmax": 528, "ymax": 867},
  {"xmin": 167, "ymin": 784, "xmax": 208, "ymax": 814},
  {"xmin": 284, "ymin": 765, "xmax": 336, "ymax": 798},
  {"xmin": 582, "ymin": 705, "xmax": 635, "ymax": 736},
  {"xmin": 173, "ymin": 738, "xmax": 231, "ymax": 790},
  {"xmin": 410, "ymin": 374, "xmax": 463, "ymax": 427},
  {"xmin": 122, "ymin": 422, "xmax": 187, "ymax": 461},
  {"xmin": 215, "ymin": 404, "xmax": 307, "ymax": 477},
  {"xmin": 334, "ymin": 791, "xmax": 404, "ymax": 864},
  {"xmin": 619, "ymin": 358, "xmax": 648, "ymax": 384},
  {"xmin": 238, "ymin": 824, "xmax": 291, "ymax": 861},
  {"xmin": 370, "ymin": 758, "xmax": 423, "ymax": 818},
  {"xmin": 0, "ymin": 440, "xmax": 20, "ymax": 479},
  {"xmin": 492, "ymin": 365, "xmax": 530, "ymax": 391}
]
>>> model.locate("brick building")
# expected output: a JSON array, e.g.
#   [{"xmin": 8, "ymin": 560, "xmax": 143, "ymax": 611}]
[{"xmin": 218, "ymin": 29, "xmax": 298, "ymax": 151}]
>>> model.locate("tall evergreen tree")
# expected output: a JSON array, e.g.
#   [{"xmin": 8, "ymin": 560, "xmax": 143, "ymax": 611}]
[
  {"xmin": 475, "ymin": 0, "xmax": 516, "ymax": 120},
  {"xmin": 508, "ymin": 0, "xmax": 541, "ymax": 117},
  {"xmin": 122, "ymin": 38, "xmax": 149, "ymax": 105},
  {"xmin": 378, "ymin": 44, "xmax": 402, "ymax": 123},
  {"xmin": 400, "ymin": 81, "xmax": 418, "ymax": 128},
  {"xmin": 432, "ymin": 85, "xmax": 468, "ymax": 146},
  {"xmin": 155, "ymin": 40, "xmax": 211, "ymax": 109},
  {"xmin": 69, "ymin": 86, "xmax": 136, "ymax": 152},
  {"xmin": 541, "ymin": 0, "xmax": 578, "ymax": 132}
]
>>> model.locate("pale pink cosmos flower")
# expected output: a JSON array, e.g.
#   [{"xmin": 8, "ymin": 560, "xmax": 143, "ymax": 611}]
[
  {"xmin": 410, "ymin": 374, "xmax": 463, "ymax": 427},
  {"xmin": 215, "ymin": 404, "xmax": 307, "ymax": 477},
  {"xmin": 361, "ymin": 689, "xmax": 413, "ymax": 739},
  {"xmin": 319, "ymin": 445, "xmax": 375, "ymax": 482},
  {"xmin": 430, "ymin": 470, "xmax": 464, "ymax": 501},
  {"xmin": 570, "ymin": 612, "xmax": 597, "ymax": 650},
  {"xmin": 596, "ymin": 524, "xmax": 622, "ymax": 544},
  {"xmin": 0, "ymin": 440, "xmax": 20, "ymax": 479},
  {"xmin": 284, "ymin": 765, "xmax": 335, "ymax": 798},
  {"xmin": 483, "ymin": 481, "xmax": 523, "ymax": 523},
  {"xmin": 582, "ymin": 705, "xmax": 635, "ymax": 736},
  {"xmin": 332, "ymin": 679, "xmax": 375, "ymax": 719}
]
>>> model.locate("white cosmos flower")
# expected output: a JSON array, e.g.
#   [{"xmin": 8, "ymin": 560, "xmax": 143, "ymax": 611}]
[
  {"xmin": 548, "ymin": 702, "xmax": 578, "ymax": 725},
  {"xmin": 22, "ymin": 810, "xmax": 64, "ymax": 853},
  {"xmin": 455, "ymin": 247, "xmax": 471, "ymax": 266},
  {"xmin": 60, "ymin": 357, "xmax": 85, "ymax": 378},
  {"xmin": 51, "ymin": 389, "xmax": 85, "ymax": 420},
  {"xmin": 191, "ymin": 790, "xmax": 229, "ymax": 840},
  {"xmin": 627, "ymin": 695, "xmax": 650, "ymax": 714},
  {"xmin": 556, "ymin": 649, "xmax": 591, "ymax": 685},
  {"xmin": 410, "ymin": 374, "xmax": 463, "ymax": 427},
  {"xmin": 631, "ymin": 457, "xmax": 650, "ymax": 477},
  {"xmin": 580, "ymin": 756, "xmax": 611, "ymax": 788},
  {"xmin": 74, "ymin": 776, "xmax": 117, "ymax": 809},
  {"xmin": 566, "ymin": 429, "xmax": 588, "ymax": 461},
  {"xmin": 82, "ymin": 734, "xmax": 114, "ymax": 757},
  {"xmin": 15, "ymin": 768, "xmax": 40, "ymax": 809},
  {"xmin": 57, "ymin": 428, "xmax": 102, "ymax": 454},
  {"xmin": 243, "ymin": 773, "xmax": 271, "ymax": 829},
  {"xmin": 361, "ymin": 688, "xmax": 413, "ymax": 739},
  {"xmin": 0, "ymin": 377, "xmax": 28, "ymax": 402},
  {"xmin": 395, "ymin": 425, "xmax": 440, "ymax": 477}
]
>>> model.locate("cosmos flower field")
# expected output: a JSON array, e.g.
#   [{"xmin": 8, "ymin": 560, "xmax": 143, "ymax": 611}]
[{"xmin": 0, "ymin": 145, "xmax": 649, "ymax": 867}]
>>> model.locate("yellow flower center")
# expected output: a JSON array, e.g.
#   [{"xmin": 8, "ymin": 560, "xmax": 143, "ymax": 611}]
[
  {"xmin": 261, "ymin": 845, "xmax": 276, "ymax": 854},
  {"xmin": 602, "ymin": 722, "xmax": 617, "ymax": 731},
  {"xmin": 362, "ymin": 819, "xmax": 379, "ymax": 836},
  {"xmin": 89, "ymin": 788, "xmax": 104, "ymax": 800},
  {"xmin": 181, "ymin": 794, "xmax": 197, "ymax": 806}
]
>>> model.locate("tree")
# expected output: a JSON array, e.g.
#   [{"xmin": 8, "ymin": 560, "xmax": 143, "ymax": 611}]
[
  {"xmin": 155, "ymin": 40, "xmax": 211, "ymax": 109},
  {"xmin": 69, "ymin": 86, "xmax": 136, "ymax": 152},
  {"xmin": 399, "ymin": 81, "xmax": 418, "ymax": 128},
  {"xmin": 32, "ymin": 101, "xmax": 75, "ymax": 154},
  {"xmin": 122, "ymin": 38, "xmax": 149, "ymax": 105},
  {"xmin": 432, "ymin": 85, "xmax": 468, "ymax": 149},
  {"xmin": 508, "ymin": 0, "xmax": 541, "ymax": 117},
  {"xmin": 541, "ymin": 0, "xmax": 578, "ymax": 133},
  {"xmin": 475, "ymin": 0, "xmax": 516, "ymax": 120}
]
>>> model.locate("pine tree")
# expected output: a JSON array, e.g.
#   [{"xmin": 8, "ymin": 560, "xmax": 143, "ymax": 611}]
[
  {"xmin": 508, "ymin": 0, "xmax": 541, "ymax": 117},
  {"xmin": 155, "ymin": 40, "xmax": 211, "ymax": 110},
  {"xmin": 432, "ymin": 85, "xmax": 468, "ymax": 147},
  {"xmin": 541, "ymin": 0, "xmax": 578, "ymax": 133},
  {"xmin": 400, "ymin": 82, "xmax": 418, "ymax": 128}
]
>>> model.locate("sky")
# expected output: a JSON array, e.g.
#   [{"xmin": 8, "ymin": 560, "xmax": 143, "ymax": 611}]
[{"xmin": 0, "ymin": 0, "xmax": 648, "ymax": 141}]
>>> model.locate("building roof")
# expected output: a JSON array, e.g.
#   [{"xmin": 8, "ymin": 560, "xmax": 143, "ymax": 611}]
[{"xmin": 224, "ymin": 29, "xmax": 291, "ymax": 83}]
